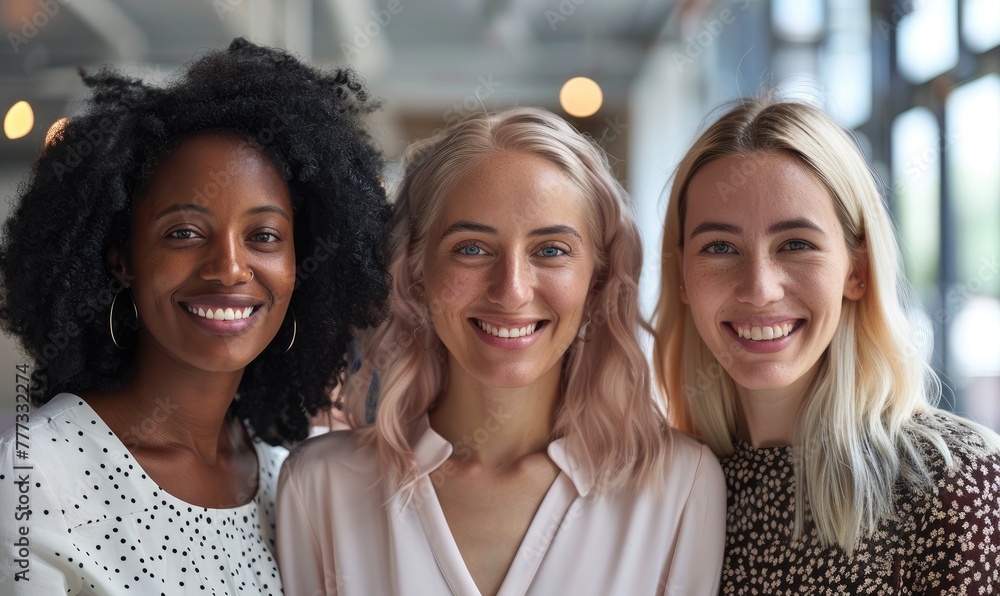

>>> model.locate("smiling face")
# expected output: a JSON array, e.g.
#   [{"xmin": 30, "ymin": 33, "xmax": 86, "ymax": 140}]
[
  {"xmin": 121, "ymin": 132, "xmax": 295, "ymax": 373},
  {"xmin": 422, "ymin": 151, "xmax": 597, "ymax": 390},
  {"xmin": 679, "ymin": 151, "xmax": 865, "ymax": 400}
]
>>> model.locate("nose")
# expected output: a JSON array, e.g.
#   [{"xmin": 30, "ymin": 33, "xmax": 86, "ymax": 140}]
[
  {"xmin": 199, "ymin": 234, "xmax": 253, "ymax": 286},
  {"xmin": 734, "ymin": 252, "xmax": 784, "ymax": 307},
  {"xmin": 486, "ymin": 252, "xmax": 533, "ymax": 310}
]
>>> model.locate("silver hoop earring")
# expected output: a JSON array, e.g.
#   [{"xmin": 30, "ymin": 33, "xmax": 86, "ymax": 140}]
[
  {"xmin": 109, "ymin": 290, "xmax": 137, "ymax": 350},
  {"xmin": 283, "ymin": 310, "xmax": 297, "ymax": 353}
]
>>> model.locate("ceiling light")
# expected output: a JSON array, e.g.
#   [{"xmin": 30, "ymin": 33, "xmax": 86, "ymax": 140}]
[
  {"xmin": 4, "ymin": 100, "xmax": 34, "ymax": 140},
  {"xmin": 559, "ymin": 77, "xmax": 602, "ymax": 118}
]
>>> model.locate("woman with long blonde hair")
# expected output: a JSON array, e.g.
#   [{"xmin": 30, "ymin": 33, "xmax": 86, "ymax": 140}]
[
  {"xmin": 277, "ymin": 106, "xmax": 726, "ymax": 595},
  {"xmin": 654, "ymin": 98, "xmax": 1000, "ymax": 593}
]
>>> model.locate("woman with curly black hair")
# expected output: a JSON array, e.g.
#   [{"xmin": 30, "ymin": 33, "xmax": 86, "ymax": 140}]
[{"xmin": 0, "ymin": 38, "xmax": 390, "ymax": 595}]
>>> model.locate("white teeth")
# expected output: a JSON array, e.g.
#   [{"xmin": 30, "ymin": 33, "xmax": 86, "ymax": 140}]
[
  {"xmin": 476, "ymin": 320, "xmax": 538, "ymax": 338},
  {"xmin": 737, "ymin": 323, "xmax": 795, "ymax": 341},
  {"xmin": 186, "ymin": 305, "xmax": 255, "ymax": 321}
]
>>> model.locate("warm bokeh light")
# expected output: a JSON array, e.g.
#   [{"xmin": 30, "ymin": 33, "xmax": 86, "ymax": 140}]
[
  {"xmin": 45, "ymin": 117, "xmax": 69, "ymax": 146},
  {"xmin": 4, "ymin": 100, "xmax": 34, "ymax": 140},
  {"xmin": 559, "ymin": 77, "xmax": 603, "ymax": 118}
]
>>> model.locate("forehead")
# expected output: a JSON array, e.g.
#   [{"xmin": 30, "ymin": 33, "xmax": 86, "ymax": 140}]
[
  {"xmin": 432, "ymin": 151, "xmax": 589, "ymax": 233},
  {"xmin": 137, "ymin": 132, "xmax": 289, "ymax": 210},
  {"xmin": 150, "ymin": 133, "xmax": 273, "ymax": 182},
  {"xmin": 684, "ymin": 151, "xmax": 838, "ymax": 233}
]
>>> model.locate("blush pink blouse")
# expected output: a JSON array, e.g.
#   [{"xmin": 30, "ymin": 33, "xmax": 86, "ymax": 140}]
[{"xmin": 276, "ymin": 417, "xmax": 725, "ymax": 595}]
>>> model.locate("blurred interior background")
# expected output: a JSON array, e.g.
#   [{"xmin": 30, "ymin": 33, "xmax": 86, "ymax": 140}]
[{"xmin": 1, "ymin": 0, "xmax": 998, "ymax": 432}]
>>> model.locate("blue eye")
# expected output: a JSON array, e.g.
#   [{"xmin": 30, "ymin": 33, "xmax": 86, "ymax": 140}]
[
  {"xmin": 539, "ymin": 246, "xmax": 564, "ymax": 257},
  {"xmin": 784, "ymin": 240, "xmax": 810, "ymax": 251},
  {"xmin": 704, "ymin": 242, "xmax": 732, "ymax": 255},
  {"xmin": 461, "ymin": 245, "xmax": 484, "ymax": 256}
]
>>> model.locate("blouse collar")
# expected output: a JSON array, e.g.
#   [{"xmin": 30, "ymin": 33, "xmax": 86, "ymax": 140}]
[{"xmin": 409, "ymin": 414, "xmax": 596, "ymax": 497}]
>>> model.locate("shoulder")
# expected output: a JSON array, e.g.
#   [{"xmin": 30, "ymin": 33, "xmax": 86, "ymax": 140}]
[
  {"xmin": 913, "ymin": 411, "xmax": 1000, "ymax": 488},
  {"xmin": 1, "ymin": 393, "xmax": 102, "ymax": 466},
  {"xmin": 663, "ymin": 428, "xmax": 726, "ymax": 497},
  {"xmin": 1, "ymin": 393, "xmax": 88, "ymax": 439},
  {"xmin": 281, "ymin": 428, "xmax": 377, "ymax": 486},
  {"xmin": 666, "ymin": 427, "xmax": 723, "ymax": 473},
  {"xmin": 902, "ymin": 411, "xmax": 1000, "ymax": 536},
  {"xmin": 251, "ymin": 432, "xmax": 289, "ymax": 477},
  {"xmin": 904, "ymin": 412, "xmax": 1000, "ymax": 588},
  {"xmin": 277, "ymin": 429, "xmax": 384, "ymax": 515}
]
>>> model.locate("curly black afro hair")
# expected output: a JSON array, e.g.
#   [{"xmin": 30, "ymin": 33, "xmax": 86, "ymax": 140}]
[{"xmin": 0, "ymin": 38, "xmax": 391, "ymax": 445}]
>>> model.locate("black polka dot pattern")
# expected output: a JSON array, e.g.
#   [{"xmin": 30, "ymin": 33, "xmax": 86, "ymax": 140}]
[
  {"xmin": 1, "ymin": 393, "xmax": 286, "ymax": 595},
  {"xmin": 720, "ymin": 413, "xmax": 1000, "ymax": 594}
]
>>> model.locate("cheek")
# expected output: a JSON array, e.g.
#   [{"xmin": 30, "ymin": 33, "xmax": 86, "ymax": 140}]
[
  {"xmin": 278, "ymin": 256, "xmax": 297, "ymax": 296},
  {"xmin": 260, "ymin": 249, "xmax": 297, "ymax": 298},
  {"xmin": 424, "ymin": 266, "xmax": 479, "ymax": 319},
  {"xmin": 681, "ymin": 269, "xmax": 722, "ymax": 315},
  {"xmin": 799, "ymin": 264, "xmax": 847, "ymax": 305},
  {"xmin": 129, "ymin": 260, "xmax": 181, "ymax": 314},
  {"xmin": 545, "ymin": 269, "xmax": 591, "ymax": 316}
]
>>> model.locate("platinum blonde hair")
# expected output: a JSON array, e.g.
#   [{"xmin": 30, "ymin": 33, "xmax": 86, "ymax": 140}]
[
  {"xmin": 344, "ymin": 106, "xmax": 669, "ymax": 498},
  {"xmin": 653, "ymin": 98, "xmax": 1000, "ymax": 552}
]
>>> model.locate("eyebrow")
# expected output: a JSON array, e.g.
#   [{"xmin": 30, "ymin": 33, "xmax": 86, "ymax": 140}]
[
  {"xmin": 689, "ymin": 218, "xmax": 826, "ymax": 239},
  {"xmin": 530, "ymin": 225, "xmax": 584, "ymax": 241},
  {"xmin": 439, "ymin": 221, "xmax": 496, "ymax": 240},
  {"xmin": 155, "ymin": 203, "xmax": 209, "ymax": 218},
  {"xmin": 155, "ymin": 203, "xmax": 291, "ymax": 221},
  {"xmin": 439, "ymin": 221, "xmax": 583, "ymax": 242},
  {"xmin": 767, "ymin": 218, "xmax": 825, "ymax": 236}
]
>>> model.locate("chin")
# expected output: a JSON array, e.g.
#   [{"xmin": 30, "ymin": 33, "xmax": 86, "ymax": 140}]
[
  {"xmin": 723, "ymin": 363, "xmax": 802, "ymax": 393},
  {"xmin": 181, "ymin": 346, "xmax": 264, "ymax": 374}
]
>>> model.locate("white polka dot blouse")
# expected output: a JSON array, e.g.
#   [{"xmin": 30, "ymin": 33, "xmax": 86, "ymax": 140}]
[{"xmin": 1, "ymin": 393, "xmax": 287, "ymax": 595}]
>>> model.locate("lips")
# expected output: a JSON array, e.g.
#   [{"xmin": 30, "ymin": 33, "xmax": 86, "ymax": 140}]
[
  {"xmin": 728, "ymin": 320, "xmax": 800, "ymax": 341},
  {"xmin": 474, "ymin": 319, "xmax": 542, "ymax": 338},
  {"xmin": 178, "ymin": 293, "xmax": 265, "ymax": 333},
  {"xmin": 185, "ymin": 305, "xmax": 255, "ymax": 320}
]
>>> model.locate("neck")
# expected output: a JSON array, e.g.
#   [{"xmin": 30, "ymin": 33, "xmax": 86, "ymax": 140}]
[
  {"xmin": 736, "ymin": 387, "xmax": 801, "ymax": 448},
  {"xmin": 736, "ymin": 363, "xmax": 822, "ymax": 448},
  {"xmin": 87, "ymin": 340, "xmax": 245, "ymax": 462},
  {"xmin": 429, "ymin": 358, "xmax": 561, "ymax": 467}
]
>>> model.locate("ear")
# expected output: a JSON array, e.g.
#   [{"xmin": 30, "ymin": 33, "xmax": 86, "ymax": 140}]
[
  {"xmin": 676, "ymin": 250, "xmax": 689, "ymax": 304},
  {"xmin": 105, "ymin": 247, "xmax": 131, "ymax": 288},
  {"xmin": 844, "ymin": 241, "xmax": 868, "ymax": 301}
]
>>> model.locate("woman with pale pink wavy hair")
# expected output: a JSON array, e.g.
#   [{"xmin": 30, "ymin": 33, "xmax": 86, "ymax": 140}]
[{"xmin": 276, "ymin": 106, "xmax": 726, "ymax": 595}]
